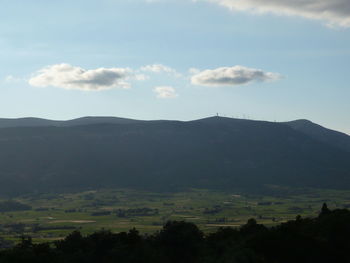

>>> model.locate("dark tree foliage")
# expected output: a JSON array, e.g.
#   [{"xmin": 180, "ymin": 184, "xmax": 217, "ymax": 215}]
[
  {"xmin": 320, "ymin": 202, "xmax": 331, "ymax": 216},
  {"xmin": 1, "ymin": 205, "xmax": 350, "ymax": 263},
  {"xmin": 156, "ymin": 221, "xmax": 204, "ymax": 263}
]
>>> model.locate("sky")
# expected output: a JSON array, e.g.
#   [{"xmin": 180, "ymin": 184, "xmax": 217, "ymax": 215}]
[{"xmin": 0, "ymin": 0, "xmax": 349, "ymax": 134}]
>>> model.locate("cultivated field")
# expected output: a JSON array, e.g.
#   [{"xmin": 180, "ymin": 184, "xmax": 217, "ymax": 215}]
[{"xmin": 1, "ymin": 187, "xmax": 349, "ymax": 243}]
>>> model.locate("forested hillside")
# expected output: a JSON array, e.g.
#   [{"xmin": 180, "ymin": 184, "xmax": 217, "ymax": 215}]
[{"xmin": 0, "ymin": 117, "xmax": 349, "ymax": 195}]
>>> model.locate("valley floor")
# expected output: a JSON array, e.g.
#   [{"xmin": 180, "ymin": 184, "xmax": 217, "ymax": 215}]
[{"xmin": 1, "ymin": 187, "xmax": 350, "ymax": 244}]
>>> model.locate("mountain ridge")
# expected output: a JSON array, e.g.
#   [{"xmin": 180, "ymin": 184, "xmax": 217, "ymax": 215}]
[
  {"xmin": 283, "ymin": 119, "xmax": 350, "ymax": 152},
  {"xmin": 0, "ymin": 115, "xmax": 349, "ymax": 153},
  {"xmin": 0, "ymin": 116, "xmax": 349, "ymax": 195}
]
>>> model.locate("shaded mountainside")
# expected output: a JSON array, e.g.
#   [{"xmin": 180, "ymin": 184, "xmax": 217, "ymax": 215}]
[
  {"xmin": 0, "ymin": 116, "xmax": 145, "ymax": 128},
  {"xmin": 0, "ymin": 116, "xmax": 349, "ymax": 195},
  {"xmin": 284, "ymin": 119, "xmax": 350, "ymax": 152}
]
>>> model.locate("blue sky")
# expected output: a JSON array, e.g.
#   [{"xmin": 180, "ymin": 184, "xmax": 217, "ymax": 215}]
[{"xmin": 0, "ymin": 0, "xmax": 349, "ymax": 134}]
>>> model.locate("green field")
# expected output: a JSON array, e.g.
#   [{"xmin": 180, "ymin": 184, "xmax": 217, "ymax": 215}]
[{"xmin": 1, "ymin": 187, "xmax": 350, "ymax": 243}]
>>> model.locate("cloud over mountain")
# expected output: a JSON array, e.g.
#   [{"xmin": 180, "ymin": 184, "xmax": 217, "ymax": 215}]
[
  {"xmin": 29, "ymin": 64, "xmax": 133, "ymax": 91},
  {"xmin": 153, "ymin": 86, "xmax": 178, "ymax": 98},
  {"xmin": 202, "ymin": 0, "xmax": 350, "ymax": 28},
  {"xmin": 191, "ymin": 66, "xmax": 280, "ymax": 87}
]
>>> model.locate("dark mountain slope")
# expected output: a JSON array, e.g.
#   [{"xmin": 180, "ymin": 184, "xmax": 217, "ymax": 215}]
[
  {"xmin": 0, "ymin": 116, "xmax": 348, "ymax": 153},
  {"xmin": 0, "ymin": 117, "xmax": 60, "ymax": 128},
  {"xmin": 0, "ymin": 117, "xmax": 349, "ymax": 195},
  {"xmin": 0, "ymin": 116, "xmax": 145, "ymax": 129},
  {"xmin": 62, "ymin": 116, "xmax": 144, "ymax": 126},
  {"xmin": 284, "ymin": 119, "xmax": 350, "ymax": 152}
]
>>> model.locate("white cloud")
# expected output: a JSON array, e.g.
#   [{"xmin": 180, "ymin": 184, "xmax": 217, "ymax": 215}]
[
  {"xmin": 29, "ymin": 64, "xmax": 133, "ymax": 91},
  {"xmin": 141, "ymin": 64, "xmax": 181, "ymax": 77},
  {"xmin": 191, "ymin": 66, "xmax": 281, "ymax": 87},
  {"xmin": 153, "ymin": 86, "xmax": 179, "ymax": 98},
  {"xmin": 200, "ymin": 0, "xmax": 350, "ymax": 28}
]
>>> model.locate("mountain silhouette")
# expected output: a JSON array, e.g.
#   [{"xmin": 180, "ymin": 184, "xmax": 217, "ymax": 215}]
[
  {"xmin": 284, "ymin": 119, "xmax": 350, "ymax": 152},
  {"xmin": 0, "ymin": 116, "xmax": 349, "ymax": 195}
]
